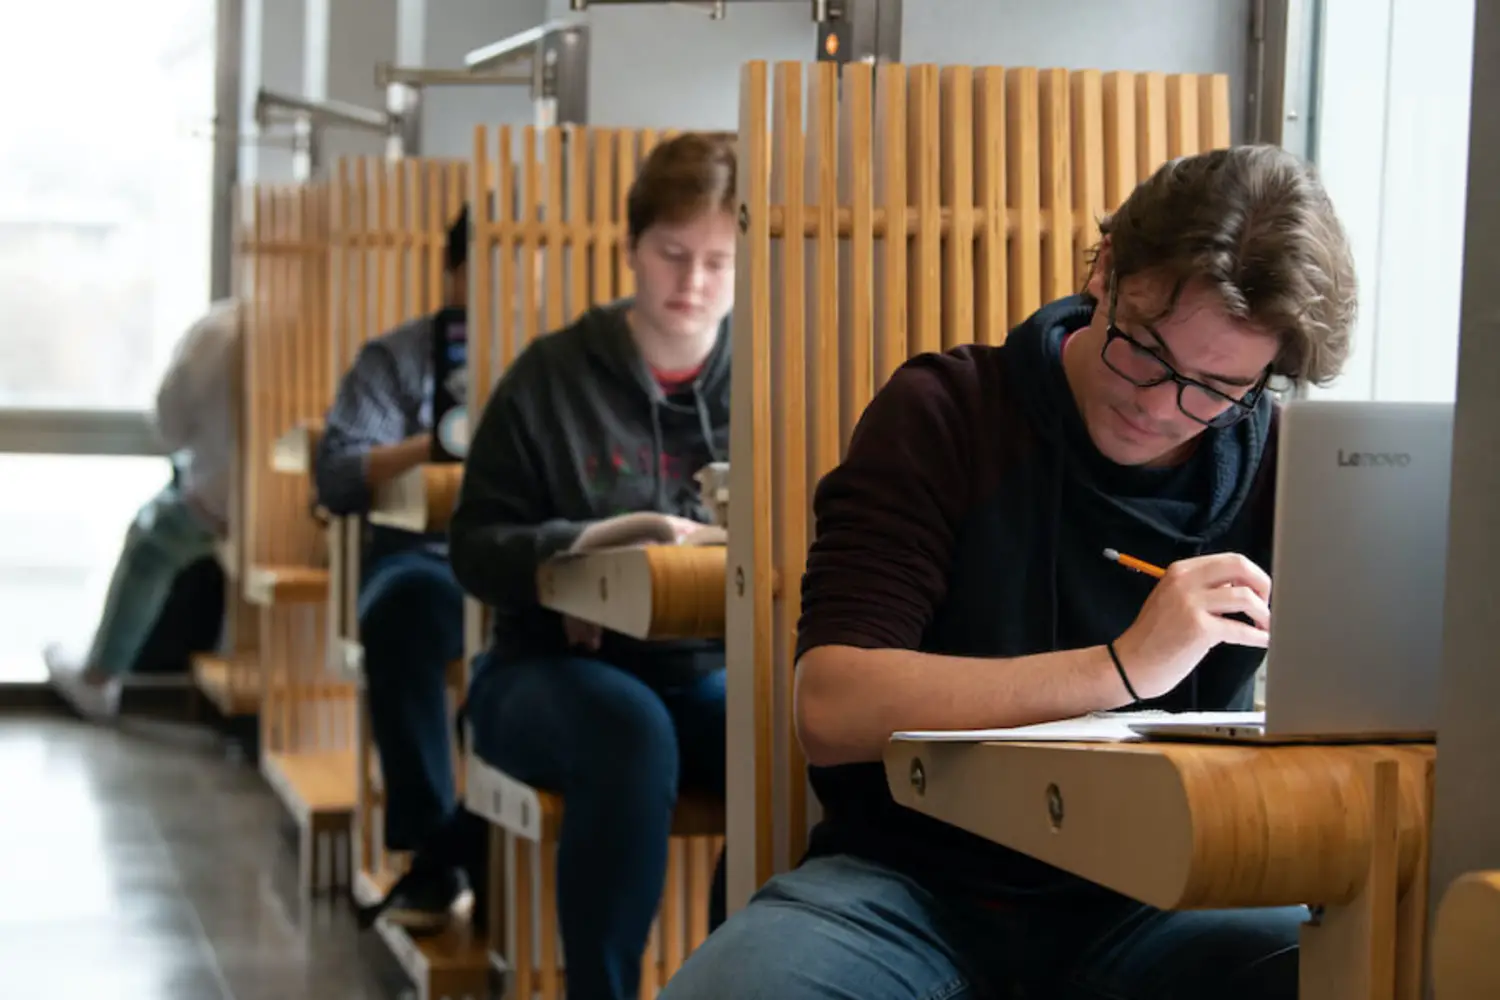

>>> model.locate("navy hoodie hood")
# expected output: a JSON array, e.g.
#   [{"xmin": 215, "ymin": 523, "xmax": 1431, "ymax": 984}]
[{"xmin": 989, "ymin": 292, "xmax": 1274, "ymax": 707}]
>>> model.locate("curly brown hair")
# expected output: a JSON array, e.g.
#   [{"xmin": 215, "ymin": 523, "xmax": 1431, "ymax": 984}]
[
  {"xmin": 1093, "ymin": 144, "xmax": 1358, "ymax": 387},
  {"xmin": 626, "ymin": 131, "xmax": 737, "ymax": 247}
]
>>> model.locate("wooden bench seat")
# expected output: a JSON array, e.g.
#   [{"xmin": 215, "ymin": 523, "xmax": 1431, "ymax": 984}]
[
  {"xmin": 191, "ymin": 652, "xmax": 261, "ymax": 717},
  {"xmin": 466, "ymin": 754, "xmax": 724, "ymax": 998},
  {"xmin": 535, "ymin": 544, "xmax": 728, "ymax": 640},
  {"xmin": 245, "ymin": 564, "xmax": 330, "ymax": 606},
  {"xmin": 262, "ymin": 748, "xmax": 356, "ymax": 894}
]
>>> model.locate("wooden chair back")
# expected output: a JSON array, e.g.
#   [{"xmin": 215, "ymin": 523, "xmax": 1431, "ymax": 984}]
[{"xmin": 723, "ymin": 59, "xmax": 1232, "ymax": 908}]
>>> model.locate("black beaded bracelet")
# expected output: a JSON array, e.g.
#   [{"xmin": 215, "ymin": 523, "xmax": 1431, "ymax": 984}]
[{"xmin": 1106, "ymin": 640, "xmax": 1141, "ymax": 703}]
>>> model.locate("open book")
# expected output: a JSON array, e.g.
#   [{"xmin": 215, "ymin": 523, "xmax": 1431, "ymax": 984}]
[
  {"xmin": 566, "ymin": 512, "xmax": 727, "ymax": 555},
  {"xmin": 892, "ymin": 710, "xmax": 1265, "ymax": 744}
]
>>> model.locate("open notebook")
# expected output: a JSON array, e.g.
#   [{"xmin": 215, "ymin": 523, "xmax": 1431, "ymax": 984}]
[
  {"xmin": 892, "ymin": 710, "xmax": 1265, "ymax": 744},
  {"xmin": 563, "ymin": 512, "xmax": 727, "ymax": 555}
]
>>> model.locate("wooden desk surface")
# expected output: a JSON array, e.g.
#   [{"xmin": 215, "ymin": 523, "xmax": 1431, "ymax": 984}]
[
  {"xmin": 368, "ymin": 463, "xmax": 462, "ymax": 533},
  {"xmin": 883, "ymin": 737, "xmax": 1434, "ymax": 911},
  {"xmin": 271, "ymin": 421, "xmax": 323, "ymax": 475},
  {"xmin": 536, "ymin": 544, "xmax": 727, "ymax": 640}
]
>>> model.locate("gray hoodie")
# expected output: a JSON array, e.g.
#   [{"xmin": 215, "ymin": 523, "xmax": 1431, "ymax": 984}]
[{"xmin": 449, "ymin": 300, "xmax": 730, "ymax": 677}]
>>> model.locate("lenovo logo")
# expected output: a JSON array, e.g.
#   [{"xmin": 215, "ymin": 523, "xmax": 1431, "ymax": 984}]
[{"xmin": 1338, "ymin": 449, "xmax": 1412, "ymax": 468}]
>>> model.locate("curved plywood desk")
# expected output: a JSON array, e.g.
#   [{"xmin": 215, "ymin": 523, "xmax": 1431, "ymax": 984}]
[
  {"xmin": 884, "ymin": 737, "xmax": 1435, "ymax": 1000},
  {"xmin": 536, "ymin": 544, "xmax": 728, "ymax": 640}
]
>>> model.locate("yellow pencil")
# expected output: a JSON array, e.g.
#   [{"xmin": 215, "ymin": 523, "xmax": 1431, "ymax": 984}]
[{"xmin": 1102, "ymin": 547, "xmax": 1166, "ymax": 579}]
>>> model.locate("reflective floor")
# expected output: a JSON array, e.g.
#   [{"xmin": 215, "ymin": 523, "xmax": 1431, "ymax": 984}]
[{"xmin": 0, "ymin": 711, "xmax": 409, "ymax": 1000}]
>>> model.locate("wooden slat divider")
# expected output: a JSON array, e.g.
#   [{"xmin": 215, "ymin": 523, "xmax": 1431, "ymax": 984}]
[{"xmin": 725, "ymin": 59, "xmax": 1235, "ymax": 911}]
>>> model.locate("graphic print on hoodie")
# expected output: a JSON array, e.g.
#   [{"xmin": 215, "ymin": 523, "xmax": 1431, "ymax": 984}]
[
  {"xmin": 449, "ymin": 300, "xmax": 730, "ymax": 682},
  {"xmin": 792, "ymin": 293, "xmax": 1280, "ymax": 901}
]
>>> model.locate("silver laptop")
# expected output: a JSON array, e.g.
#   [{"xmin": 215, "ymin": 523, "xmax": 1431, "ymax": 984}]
[{"xmin": 1130, "ymin": 400, "xmax": 1453, "ymax": 744}]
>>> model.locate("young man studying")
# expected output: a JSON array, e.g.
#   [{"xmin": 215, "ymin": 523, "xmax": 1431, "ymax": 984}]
[
  {"xmin": 660, "ymin": 144, "xmax": 1358, "ymax": 998},
  {"xmin": 312, "ymin": 206, "xmax": 471, "ymax": 927}
]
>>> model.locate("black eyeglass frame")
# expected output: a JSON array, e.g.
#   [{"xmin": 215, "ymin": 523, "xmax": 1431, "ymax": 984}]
[{"xmin": 1100, "ymin": 277, "xmax": 1272, "ymax": 430}]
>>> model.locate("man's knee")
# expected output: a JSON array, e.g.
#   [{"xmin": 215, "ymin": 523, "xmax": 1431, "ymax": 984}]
[
  {"xmin": 358, "ymin": 561, "xmax": 462, "ymax": 648},
  {"xmin": 474, "ymin": 658, "xmax": 681, "ymax": 800},
  {"xmin": 660, "ymin": 856, "xmax": 972, "ymax": 1000}
]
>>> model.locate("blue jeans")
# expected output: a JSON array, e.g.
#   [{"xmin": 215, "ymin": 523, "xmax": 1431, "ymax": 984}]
[
  {"xmin": 659, "ymin": 853, "xmax": 1304, "ymax": 1000},
  {"xmin": 358, "ymin": 548, "xmax": 464, "ymax": 851},
  {"xmin": 468, "ymin": 652, "xmax": 727, "ymax": 1000},
  {"xmin": 87, "ymin": 483, "xmax": 218, "ymax": 676}
]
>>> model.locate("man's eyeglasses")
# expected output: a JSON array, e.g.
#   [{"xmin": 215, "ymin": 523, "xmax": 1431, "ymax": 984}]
[{"xmin": 1101, "ymin": 280, "xmax": 1270, "ymax": 429}]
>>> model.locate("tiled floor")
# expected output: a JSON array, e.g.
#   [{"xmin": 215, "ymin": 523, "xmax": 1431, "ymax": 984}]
[{"xmin": 0, "ymin": 710, "xmax": 411, "ymax": 1000}]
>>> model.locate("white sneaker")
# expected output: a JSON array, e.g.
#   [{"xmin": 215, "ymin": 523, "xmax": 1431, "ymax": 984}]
[{"xmin": 43, "ymin": 644, "xmax": 122, "ymax": 721}]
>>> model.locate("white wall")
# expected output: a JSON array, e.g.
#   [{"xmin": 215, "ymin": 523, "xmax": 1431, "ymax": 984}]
[
  {"xmin": 240, "ymin": 0, "xmax": 306, "ymax": 182},
  {"xmin": 1307, "ymin": 0, "xmax": 1474, "ymax": 402},
  {"xmin": 902, "ymin": 0, "xmax": 1252, "ymax": 141},
  {"xmin": 399, "ymin": 0, "xmax": 546, "ymax": 157},
  {"xmin": 549, "ymin": 0, "xmax": 814, "ymax": 128}
]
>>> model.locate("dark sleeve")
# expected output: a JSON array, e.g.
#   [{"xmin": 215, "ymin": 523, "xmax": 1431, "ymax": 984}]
[
  {"xmin": 448, "ymin": 351, "xmax": 590, "ymax": 608},
  {"xmin": 313, "ymin": 341, "xmax": 411, "ymax": 516},
  {"xmin": 795, "ymin": 353, "xmax": 980, "ymax": 658}
]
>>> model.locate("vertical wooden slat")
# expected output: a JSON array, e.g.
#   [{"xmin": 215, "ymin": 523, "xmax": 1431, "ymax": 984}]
[
  {"xmin": 539, "ymin": 840, "xmax": 559, "ymax": 1000},
  {"xmin": 514, "ymin": 839, "xmax": 534, "ymax": 1000},
  {"xmin": 617, "ymin": 131, "xmax": 638, "ymax": 299},
  {"xmin": 973, "ymin": 67, "xmax": 1009, "ymax": 346},
  {"xmin": 1199, "ymin": 74, "xmax": 1231, "ymax": 150},
  {"xmin": 941, "ymin": 65, "xmax": 975, "ymax": 349},
  {"xmin": 907, "ymin": 65, "xmax": 941, "ymax": 356},
  {"xmin": 1136, "ymin": 71, "xmax": 1169, "ymax": 178},
  {"xmin": 840, "ymin": 61, "xmax": 875, "ymax": 441},
  {"xmin": 401, "ymin": 159, "xmax": 418, "ymax": 316},
  {"xmin": 1007, "ymin": 67, "xmax": 1042, "ymax": 326},
  {"xmin": 687, "ymin": 839, "xmax": 711, "ymax": 946},
  {"xmin": 593, "ymin": 131, "xmax": 616, "ymax": 304},
  {"xmin": 545, "ymin": 128, "xmax": 566, "ymax": 330},
  {"xmin": 726, "ymin": 58, "xmax": 775, "ymax": 892},
  {"xmin": 770, "ymin": 60, "xmax": 807, "ymax": 882},
  {"xmin": 1102, "ymin": 71, "xmax": 1138, "ymax": 212},
  {"xmin": 1166, "ymin": 74, "xmax": 1200, "ymax": 159},
  {"xmin": 810, "ymin": 61, "xmax": 841, "ymax": 481},
  {"xmin": 875, "ymin": 64, "xmax": 908, "ymax": 384},
  {"xmin": 428, "ymin": 161, "xmax": 445, "ymax": 312},
  {"xmin": 497, "ymin": 127, "xmax": 517, "ymax": 369},
  {"xmin": 522, "ymin": 128, "xmax": 541, "ymax": 354},
  {"xmin": 1072, "ymin": 70, "xmax": 1107, "ymax": 290},
  {"xmin": 1040, "ymin": 68, "xmax": 1074, "ymax": 302},
  {"xmin": 568, "ymin": 126, "xmax": 590, "ymax": 322},
  {"xmin": 662, "ymin": 840, "xmax": 685, "ymax": 977},
  {"xmin": 470, "ymin": 127, "xmax": 494, "ymax": 418}
]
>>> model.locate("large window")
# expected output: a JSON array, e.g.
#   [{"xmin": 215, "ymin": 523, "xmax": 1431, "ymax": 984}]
[
  {"xmin": 0, "ymin": 0, "xmax": 216, "ymax": 410},
  {"xmin": 0, "ymin": 1, "xmax": 216, "ymax": 681},
  {"xmin": 0, "ymin": 456, "xmax": 173, "ymax": 683}
]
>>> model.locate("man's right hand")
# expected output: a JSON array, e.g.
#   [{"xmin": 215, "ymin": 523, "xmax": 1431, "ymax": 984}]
[{"xmin": 1112, "ymin": 552, "xmax": 1272, "ymax": 701}]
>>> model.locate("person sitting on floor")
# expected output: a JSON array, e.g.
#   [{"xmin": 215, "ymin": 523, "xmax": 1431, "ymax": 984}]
[
  {"xmin": 45, "ymin": 299, "xmax": 242, "ymax": 720},
  {"xmin": 311, "ymin": 206, "xmax": 472, "ymax": 927},
  {"xmin": 368, "ymin": 132, "xmax": 737, "ymax": 995},
  {"xmin": 659, "ymin": 145, "xmax": 1358, "ymax": 1000}
]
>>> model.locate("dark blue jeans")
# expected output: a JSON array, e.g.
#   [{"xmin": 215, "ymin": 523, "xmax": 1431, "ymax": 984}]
[
  {"xmin": 659, "ymin": 853, "xmax": 1304, "ymax": 1000},
  {"xmin": 468, "ymin": 652, "xmax": 727, "ymax": 1000},
  {"xmin": 358, "ymin": 549, "xmax": 464, "ymax": 851}
]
